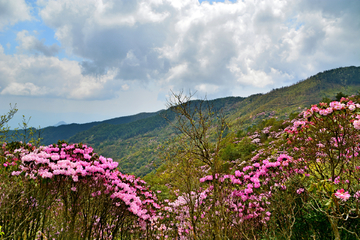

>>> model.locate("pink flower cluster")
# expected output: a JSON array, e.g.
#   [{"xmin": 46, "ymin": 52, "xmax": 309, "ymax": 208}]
[
  {"xmin": 162, "ymin": 190, "xmax": 209, "ymax": 237},
  {"xmin": 287, "ymin": 98, "xmax": 360, "ymax": 209},
  {"xmin": 334, "ymin": 189, "xmax": 351, "ymax": 202},
  {"xmin": 8, "ymin": 143, "xmax": 160, "ymax": 221},
  {"xmin": 199, "ymin": 153, "xmax": 296, "ymax": 224},
  {"xmin": 303, "ymin": 100, "xmax": 360, "ymax": 119}
]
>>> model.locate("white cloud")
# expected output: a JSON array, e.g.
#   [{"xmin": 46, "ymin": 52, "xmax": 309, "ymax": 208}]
[
  {"xmin": 0, "ymin": 0, "xmax": 32, "ymax": 30},
  {"xmin": 16, "ymin": 30, "xmax": 61, "ymax": 56},
  {"xmin": 1, "ymin": 0, "xmax": 359, "ymax": 106},
  {"xmin": 121, "ymin": 84, "xmax": 129, "ymax": 91},
  {"xmin": 0, "ymin": 45, "xmax": 120, "ymax": 100},
  {"xmin": 1, "ymin": 82, "xmax": 47, "ymax": 96},
  {"xmin": 195, "ymin": 83, "xmax": 219, "ymax": 94}
]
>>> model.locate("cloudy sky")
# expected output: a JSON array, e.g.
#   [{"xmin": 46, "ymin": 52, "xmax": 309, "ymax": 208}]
[{"xmin": 0, "ymin": 0, "xmax": 359, "ymax": 128}]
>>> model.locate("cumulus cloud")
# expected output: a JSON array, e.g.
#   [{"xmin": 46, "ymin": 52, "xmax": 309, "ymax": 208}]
[
  {"xmin": 0, "ymin": 44, "xmax": 122, "ymax": 100},
  {"xmin": 1, "ymin": 82, "xmax": 48, "ymax": 96},
  {"xmin": 0, "ymin": 0, "xmax": 32, "ymax": 30},
  {"xmin": 4, "ymin": 0, "xmax": 360, "ymax": 101},
  {"xmin": 16, "ymin": 30, "xmax": 61, "ymax": 57}
]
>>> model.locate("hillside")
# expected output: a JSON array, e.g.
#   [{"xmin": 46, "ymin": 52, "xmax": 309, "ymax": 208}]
[
  {"xmin": 68, "ymin": 96, "xmax": 245, "ymax": 175},
  {"xmin": 23, "ymin": 66, "xmax": 360, "ymax": 176},
  {"xmin": 16, "ymin": 111, "xmax": 160, "ymax": 145},
  {"xmin": 229, "ymin": 66, "xmax": 360, "ymax": 130}
]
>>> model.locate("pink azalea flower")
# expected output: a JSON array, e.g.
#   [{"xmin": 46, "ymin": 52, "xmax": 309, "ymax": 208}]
[
  {"xmin": 303, "ymin": 109, "xmax": 313, "ymax": 118},
  {"xmin": 11, "ymin": 171, "xmax": 22, "ymax": 176},
  {"xmin": 296, "ymin": 188, "xmax": 304, "ymax": 194},
  {"xmin": 353, "ymin": 120, "xmax": 360, "ymax": 130},
  {"xmin": 334, "ymin": 189, "xmax": 351, "ymax": 201},
  {"xmin": 354, "ymin": 191, "xmax": 360, "ymax": 200},
  {"xmin": 348, "ymin": 104, "xmax": 356, "ymax": 111}
]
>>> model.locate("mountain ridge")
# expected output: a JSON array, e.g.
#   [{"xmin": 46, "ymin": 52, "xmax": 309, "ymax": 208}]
[
  {"xmin": 64, "ymin": 66, "xmax": 360, "ymax": 176},
  {"xmin": 13, "ymin": 66, "xmax": 360, "ymax": 176}
]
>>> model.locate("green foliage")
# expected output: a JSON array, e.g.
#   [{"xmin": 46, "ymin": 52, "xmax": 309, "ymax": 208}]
[
  {"xmin": 334, "ymin": 91, "xmax": 348, "ymax": 101},
  {"xmin": 0, "ymin": 104, "xmax": 18, "ymax": 143},
  {"xmin": 16, "ymin": 115, "xmax": 42, "ymax": 146},
  {"xmin": 219, "ymin": 137, "xmax": 257, "ymax": 162}
]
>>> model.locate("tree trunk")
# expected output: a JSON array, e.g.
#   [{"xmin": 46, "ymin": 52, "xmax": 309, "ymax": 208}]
[{"xmin": 329, "ymin": 217, "xmax": 341, "ymax": 240}]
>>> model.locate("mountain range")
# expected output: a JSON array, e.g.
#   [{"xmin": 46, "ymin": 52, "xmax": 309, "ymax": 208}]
[{"xmin": 21, "ymin": 66, "xmax": 360, "ymax": 176}]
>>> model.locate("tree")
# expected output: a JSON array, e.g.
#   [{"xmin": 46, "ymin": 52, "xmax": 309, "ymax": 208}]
[
  {"xmin": 164, "ymin": 90, "xmax": 228, "ymax": 240},
  {"xmin": 0, "ymin": 104, "xmax": 18, "ymax": 143},
  {"xmin": 165, "ymin": 91, "xmax": 227, "ymax": 174},
  {"xmin": 16, "ymin": 115, "xmax": 42, "ymax": 146},
  {"xmin": 1, "ymin": 104, "xmax": 41, "ymax": 146},
  {"xmin": 334, "ymin": 92, "xmax": 348, "ymax": 101}
]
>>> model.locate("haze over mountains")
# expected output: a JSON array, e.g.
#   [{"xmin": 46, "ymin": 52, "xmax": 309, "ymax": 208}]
[
  {"xmin": 53, "ymin": 121, "xmax": 67, "ymax": 127},
  {"xmin": 17, "ymin": 66, "xmax": 360, "ymax": 176}
]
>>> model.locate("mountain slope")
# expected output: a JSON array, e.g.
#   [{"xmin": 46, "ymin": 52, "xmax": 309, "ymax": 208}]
[
  {"xmin": 31, "ymin": 112, "xmax": 160, "ymax": 145},
  {"xmin": 67, "ymin": 96, "xmax": 246, "ymax": 175},
  {"xmin": 228, "ymin": 66, "xmax": 360, "ymax": 130},
  {"xmin": 63, "ymin": 66, "xmax": 360, "ymax": 176}
]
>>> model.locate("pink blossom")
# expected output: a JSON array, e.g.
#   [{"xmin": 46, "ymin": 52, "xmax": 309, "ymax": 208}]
[
  {"xmin": 243, "ymin": 166, "xmax": 253, "ymax": 172},
  {"xmin": 330, "ymin": 101, "xmax": 345, "ymax": 110},
  {"xmin": 303, "ymin": 109, "xmax": 313, "ymax": 118},
  {"xmin": 334, "ymin": 189, "xmax": 351, "ymax": 201},
  {"xmin": 51, "ymin": 154, "xmax": 60, "ymax": 161},
  {"xmin": 353, "ymin": 120, "xmax": 360, "ymax": 130},
  {"xmin": 277, "ymin": 154, "xmax": 292, "ymax": 162},
  {"xmin": 311, "ymin": 105, "xmax": 320, "ymax": 112},
  {"xmin": 199, "ymin": 175, "xmax": 213, "ymax": 182},
  {"xmin": 232, "ymin": 178, "xmax": 241, "ymax": 184},
  {"xmin": 235, "ymin": 170, "xmax": 242, "ymax": 177},
  {"xmin": 354, "ymin": 191, "xmax": 360, "ymax": 200},
  {"xmin": 348, "ymin": 104, "xmax": 356, "ymax": 111},
  {"xmin": 11, "ymin": 171, "xmax": 22, "ymax": 176},
  {"xmin": 293, "ymin": 121, "xmax": 306, "ymax": 128},
  {"xmin": 296, "ymin": 188, "xmax": 304, "ymax": 194},
  {"xmin": 253, "ymin": 163, "xmax": 260, "ymax": 168}
]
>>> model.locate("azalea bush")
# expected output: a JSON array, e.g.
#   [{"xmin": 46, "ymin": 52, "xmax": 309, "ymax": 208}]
[
  {"xmin": 284, "ymin": 97, "xmax": 360, "ymax": 239},
  {"xmin": 0, "ymin": 141, "xmax": 160, "ymax": 239}
]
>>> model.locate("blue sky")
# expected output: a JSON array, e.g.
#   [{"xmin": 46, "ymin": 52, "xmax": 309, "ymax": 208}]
[{"xmin": 1, "ymin": 0, "xmax": 359, "ymax": 129}]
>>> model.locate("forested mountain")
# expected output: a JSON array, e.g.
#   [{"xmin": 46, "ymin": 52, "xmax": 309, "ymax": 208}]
[
  {"xmin": 29, "ymin": 66, "xmax": 360, "ymax": 176},
  {"xmin": 228, "ymin": 66, "xmax": 360, "ymax": 130},
  {"xmin": 67, "ymin": 96, "xmax": 245, "ymax": 175},
  {"xmin": 27, "ymin": 111, "xmax": 160, "ymax": 145}
]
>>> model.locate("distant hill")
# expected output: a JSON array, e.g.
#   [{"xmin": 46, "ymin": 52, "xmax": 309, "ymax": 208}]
[
  {"xmin": 12, "ymin": 111, "xmax": 161, "ymax": 146},
  {"xmin": 53, "ymin": 121, "xmax": 67, "ymax": 127},
  {"xmin": 14, "ymin": 66, "xmax": 360, "ymax": 176}
]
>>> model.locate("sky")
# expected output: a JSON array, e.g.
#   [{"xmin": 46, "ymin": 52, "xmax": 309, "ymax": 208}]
[{"xmin": 0, "ymin": 0, "xmax": 359, "ymax": 129}]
